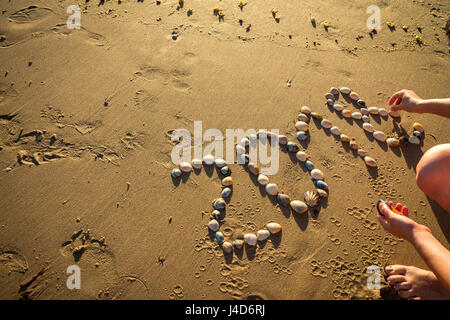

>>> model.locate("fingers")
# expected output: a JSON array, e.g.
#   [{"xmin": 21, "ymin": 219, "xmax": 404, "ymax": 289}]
[
  {"xmin": 388, "ymin": 90, "xmax": 406, "ymax": 106},
  {"xmin": 385, "ymin": 265, "xmax": 407, "ymax": 276}
]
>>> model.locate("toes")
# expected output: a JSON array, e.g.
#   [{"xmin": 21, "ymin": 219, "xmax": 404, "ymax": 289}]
[
  {"xmin": 394, "ymin": 282, "xmax": 411, "ymax": 291},
  {"xmin": 385, "ymin": 265, "xmax": 407, "ymax": 275},
  {"xmin": 398, "ymin": 289, "xmax": 414, "ymax": 299}
]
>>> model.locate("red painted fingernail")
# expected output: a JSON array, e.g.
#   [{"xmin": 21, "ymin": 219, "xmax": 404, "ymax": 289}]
[
  {"xmin": 396, "ymin": 97, "xmax": 402, "ymax": 105},
  {"xmin": 395, "ymin": 203, "xmax": 403, "ymax": 211},
  {"xmin": 402, "ymin": 206, "xmax": 409, "ymax": 215},
  {"xmin": 388, "ymin": 201, "xmax": 394, "ymax": 207}
]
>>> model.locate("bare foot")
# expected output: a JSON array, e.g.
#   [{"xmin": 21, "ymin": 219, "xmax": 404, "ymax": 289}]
[{"xmin": 386, "ymin": 265, "xmax": 450, "ymax": 300}]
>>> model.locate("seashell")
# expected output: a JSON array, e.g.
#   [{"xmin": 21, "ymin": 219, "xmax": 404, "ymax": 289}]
[
  {"xmin": 304, "ymin": 160, "xmax": 314, "ymax": 171},
  {"xmin": 265, "ymin": 183, "xmax": 279, "ymax": 196},
  {"xmin": 237, "ymin": 154, "xmax": 249, "ymax": 165},
  {"xmin": 364, "ymin": 156, "xmax": 377, "ymax": 167},
  {"xmin": 373, "ymin": 131, "xmax": 386, "ymax": 142},
  {"xmin": 314, "ymin": 180, "xmax": 329, "ymax": 190},
  {"xmin": 330, "ymin": 126, "xmax": 341, "ymax": 136},
  {"xmin": 301, "ymin": 106, "xmax": 311, "ymax": 114},
  {"xmin": 362, "ymin": 115, "xmax": 370, "ymax": 123},
  {"xmin": 203, "ymin": 154, "xmax": 215, "ymax": 165},
  {"xmin": 222, "ymin": 176, "xmax": 233, "ymax": 186},
  {"xmin": 368, "ymin": 107, "xmax": 379, "ymax": 115},
  {"xmin": 413, "ymin": 122, "xmax": 424, "ymax": 133},
  {"xmin": 179, "ymin": 162, "xmax": 193, "ymax": 173},
  {"xmin": 212, "ymin": 210, "xmax": 221, "ymax": 219},
  {"xmin": 342, "ymin": 109, "xmax": 352, "ymax": 118},
  {"xmin": 215, "ymin": 231, "xmax": 225, "ymax": 244},
  {"xmin": 352, "ymin": 112, "xmax": 362, "ymax": 120},
  {"xmin": 349, "ymin": 92, "xmax": 360, "ymax": 101},
  {"xmin": 330, "ymin": 87, "xmax": 339, "ymax": 95},
  {"xmin": 215, "ymin": 158, "xmax": 227, "ymax": 168},
  {"xmin": 389, "ymin": 110, "xmax": 401, "ymax": 118},
  {"xmin": 295, "ymin": 121, "xmax": 309, "ymax": 132},
  {"xmin": 386, "ymin": 138, "xmax": 400, "ymax": 147},
  {"xmin": 208, "ymin": 219, "xmax": 220, "ymax": 232},
  {"xmin": 222, "ymin": 241, "xmax": 233, "ymax": 254},
  {"xmin": 213, "ymin": 198, "xmax": 226, "ymax": 210},
  {"xmin": 297, "ymin": 131, "xmax": 308, "ymax": 141},
  {"xmin": 249, "ymin": 133, "xmax": 257, "ymax": 141},
  {"xmin": 233, "ymin": 239, "xmax": 244, "ymax": 249},
  {"xmin": 310, "ymin": 169, "xmax": 324, "ymax": 180},
  {"xmin": 379, "ymin": 108, "xmax": 388, "ymax": 116},
  {"xmin": 340, "ymin": 87, "xmax": 351, "ymax": 95},
  {"xmin": 287, "ymin": 142, "xmax": 299, "ymax": 153},
  {"xmin": 276, "ymin": 193, "xmax": 291, "ymax": 207},
  {"xmin": 325, "ymin": 93, "xmax": 334, "ymax": 100},
  {"xmin": 311, "ymin": 112, "xmax": 323, "ymax": 121},
  {"xmin": 290, "ymin": 200, "xmax": 308, "ymax": 214},
  {"xmin": 340, "ymin": 134, "xmax": 350, "ymax": 142},
  {"xmin": 220, "ymin": 166, "xmax": 231, "ymax": 176},
  {"xmin": 296, "ymin": 151, "xmax": 307, "ymax": 162},
  {"xmin": 349, "ymin": 140, "xmax": 358, "ymax": 150},
  {"xmin": 257, "ymin": 230, "xmax": 271, "ymax": 241},
  {"xmin": 357, "ymin": 149, "xmax": 368, "ymax": 157},
  {"xmin": 236, "ymin": 144, "xmax": 246, "ymax": 155},
  {"xmin": 221, "ymin": 187, "xmax": 232, "ymax": 198},
  {"xmin": 248, "ymin": 163, "xmax": 260, "ymax": 176},
  {"xmin": 413, "ymin": 131, "xmax": 424, "ymax": 139},
  {"xmin": 257, "ymin": 130, "xmax": 267, "ymax": 138},
  {"xmin": 362, "ymin": 123, "xmax": 374, "ymax": 133},
  {"xmin": 192, "ymin": 158, "xmax": 202, "ymax": 169},
  {"xmin": 360, "ymin": 108, "xmax": 369, "ymax": 115},
  {"xmin": 298, "ymin": 113, "xmax": 309, "ymax": 122},
  {"xmin": 278, "ymin": 135, "xmax": 288, "ymax": 145},
  {"xmin": 239, "ymin": 137, "xmax": 250, "ymax": 147},
  {"xmin": 171, "ymin": 168, "xmax": 182, "ymax": 178},
  {"xmin": 316, "ymin": 188, "xmax": 328, "ymax": 198},
  {"xmin": 244, "ymin": 233, "xmax": 257, "ymax": 246},
  {"xmin": 408, "ymin": 135, "xmax": 420, "ymax": 145},
  {"xmin": 266, "ymin": 222, "xmax": 282, "ymax": 234},
  {"xmin": 326, "ymin": 99, "xmax": 334, "ymax": 106},
  {"xmin": 357, "ymin": 99, "xmax": 366, "ymax": 108},
  {"xmin": 321, "ymin": 119, "xmax": 332, "ymax": 129},
  {"xmin": 304, "ymin": 191, "xmax": 320, "ymax": 207},
  {"xmin": 257, "ymin": 174, "xmax": 269, "ymax": 186},
  {"xmin": 333, "ymin": 104, "xmax": 344, "ymax": 112}
]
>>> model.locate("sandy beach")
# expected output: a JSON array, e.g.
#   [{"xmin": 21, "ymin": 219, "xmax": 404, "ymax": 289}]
[{"xmin": 0, "ymin": 0, "xmax": 449, "ymax": 300}]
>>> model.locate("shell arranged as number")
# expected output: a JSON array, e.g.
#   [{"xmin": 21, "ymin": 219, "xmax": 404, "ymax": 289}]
[
  {"xmin": 287, "ymin": 142, "xmax": 299, "ymax": 153},
  {"xmin": 257, "ymin": 229, "xmax": 271, "ymax": 241},
  {"xmin": 297, "ymin": 131, "xmax": 308, "ymax": 141},
  {"xmin": 349, "ymin": 140, "xmax": 358, "ymax": 150},
  {"xmin": 215, "ymin": 158, "xmax": 227, "ymax": 168},
  {"xmin": 340, "ymin": 134, "xmax": 350, "ymax": 142},
  {"xmin": 257, "ymin": 174, "xmax": 269, "ymax": 186},
  {"xmin": 389, "ymin": 110, "xmax": 401, "ymax": 118},
  {"xmin": 248, "ymin": 163, "xmax": 260, "ymax": 176},
  {"xmin": 315, "ymin": 180, "xmax": 329, "ymax": 190},
  {"xmin": 222, "ymin": 241, "xmax": 233, "ymax": 254},
  {"xmin": 310, "ymin": 169, "xmax": 324, "ymax": 180},
  {"xmin": 349, "ymin": 92, "xmax": 360, "ymax": 101},
  {"xmin": 360, "ymin": 108, "xmax": 369, "ymax": 115},
  {"xmin": 278, "ymin": 135, "xmax": 288, "ymax": 145},
  {"xmin": 233, "ymin": 239, "xmax": 244, "ymax": 249},
  {"xmin": 352, "ymin": 112, "xmax": 362, "ymax": 120},
  {"xmin": 215, "ymin": 231, "xmax": 224, "ymax": 244},
  {"xmin": 276, "ymin": 193, "xmax": 291, "ymax": 207},
  {"xmin": 330, "ymin": 87, "xmax": 339, "ymax": 95},
  {"xmin": 221, "ymin": 187, "xmax": 232, "ymax": 198},
  {"xmin": 222, "ymin": 177, "xmax": 233, "ymax": 186},
  {"xmin": 290, "ymin": 200, "xmax": 308, "ymax": 214},
  {"xmin": 333, "ymin": 104, "xmax": 344, "ymax": 112},
  {"xmin": 208, "ymin": 219, "xmax": 220, "ymax": 232},
  {"xmin": 340, "ymin": 87, "xmax": 351, "ymax": 95},
  {"xmin": 265, "ymin": 183, "xmax": 279, "ymax": 196},
  {"xmin": 364, "ymin": 156, "xmax": 377, "ymax": 167},
  {"xmin": 213, "ymin": 198, "xmax": 226, "ymax": 210},
  {"xmin": 326, "ymin": 99, "xmax": 334, "ymax": 107},
  {"xmin": 408, "ymin": 135, "xmax": 420, "ymax": 145},
  {"xmin": 295, "ymin": 121, "xmax": 309, "ymax": 132},
  {"xmin": 311, "ymin": 112, "xmax": 323, "ymax": 121},
  {"xmin": 203, "ymin": 154, "xmax": 215, "ymax": 165},
  {"xmin": 357, "ymin": 99, "xmax": 366, "ymax": 108},
  {"xmin": 239, "ymin": 137, "xmax": 250, "ymax": 147},
  {"xmin": 266, "ymin": 222, "xmax": 282, "ymax": 234},
  {"xmin": 304, "ymin": 160, "xmax": 315, "ymax": 171},
  {"xmin": 330, "ymin": 126, "xmax": 341, "ymax": 136},
  {"xmin": 244, "ymin": 233, "xmax": 257, "ymax": 246},
  {"xmin": 220, "ymin": 166, "xmax": 231, "ymax": 176},
  {"xmin": 368, "ymin": 107, "xmax": 379, "ymax": 115},
  {"xmin": 298, "ymin": 113, "xmax": 309, "ymax": 122},
  {"xmin": 179, "ymin": 162, "xmax": 193, "ymax": 173},
  {"xmin": 212, "ymin": 210, "xmax": 221, "ymax": 219},
  {"xmin": 325, "ymin": 93, "xmax": 334, "ymax": 100},
  {"xmin": 304, "ymin": 191, "xmax": 320, "ymax": 207},
  {"xmin": 236, "ymin": 144, "xmax": 246, "ymax": 155},
  {"xmin": 342, "ymin": 109, "xmax": 352, "ymax": 118},
  {"xmin": 316, "ymin": 188, "xmax": 328, "ymax": 198},
  {"xmin": 357, "ymin": 149, "xmax": 368, "ymax": 157},
  {"xmin": 301, "ymin": 106, "xmax": 311, "ymax": 114},
  {"xmin": 363, "ymin": 123, "xmax": 374, "ymax": 133},
  {"xmin": 171, "ymin": 168, "xmax": 181, "ymax": 178},
  {"xmin": 386, "ymin": 137, "xmax": 400, "ymax": 147},
  {"xmin": 413, "ymin": 122, "xmax": 424, "ymax": 133},
  {"xmin": 373, "ymin": 131, "xmax": 386, "ymax": 142},
  {"xmin": 413, "ymin": 131, "xmax": 424, "ymax": 139},
  {"xmin": 379, "ymin": 108, "xmax": 388, "ymax": 116},
  {"xmin": 296, "ymin": 151, "xmax": 307, "ymax": 162},
  {"xmin": 362, "ymin": 115, "xmax": 370, "ymax": 123},
  {"xmin": 321, "ymin": 119, "xmax": 332, "ymax": 129},
  {"xmin": 192, "ymin": 158, "xmax": 202, "ymax": 169}
]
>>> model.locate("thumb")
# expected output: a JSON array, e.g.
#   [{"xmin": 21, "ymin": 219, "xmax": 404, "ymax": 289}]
[{"xmin": 390, "ymin": 105, "xmax": 404, "ymax": 112}]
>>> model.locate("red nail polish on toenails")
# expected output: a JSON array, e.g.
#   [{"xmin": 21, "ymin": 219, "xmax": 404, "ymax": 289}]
[
  {"xmin": 402, "ymin": 206, "xmax": 409, "ymax": 217},
  {"xmin": 388, "ymin": 201, "xmax": 394, "ymax": 207},
  {"xmin": 395, "ymin": 203, "xmax": 403, "ymax": 211}
]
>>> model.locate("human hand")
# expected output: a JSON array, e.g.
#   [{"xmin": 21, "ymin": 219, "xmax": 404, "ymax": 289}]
[{"xmin": 388, "ymin": 89, "xmax": 424, "ymax": 113}]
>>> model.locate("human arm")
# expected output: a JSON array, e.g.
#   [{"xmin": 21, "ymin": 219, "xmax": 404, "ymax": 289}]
[{"xmin": 388, "ymin": 89, "xmax": 450, "ymax": 118}]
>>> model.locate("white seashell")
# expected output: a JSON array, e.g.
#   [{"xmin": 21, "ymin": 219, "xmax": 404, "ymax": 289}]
[
  {"xmin": 266, "ymin": 222, "xmax": 282, "ymax": 234},
  {"xmin": 222, "ymin": 177, "xmax": 233, "ymax": 186},
  {"xmin": 310, "ymin": 169, "xmax": 324, "ymax": 180},
  {"xmin": 352, "ymin": 112, "xmax": 362, "ymax": 120},
  {"xmin": 330, "ymin": 87, "xmax": 339, "ymax": 95},
  {"xmin": 387, "ymin": 138, "xmax": 400, "ymax": 147},
  {"xmin": 203, "ymin": 154, "xmax": 214, "ymax": 165},
  {"xmin": 342, "ymin": 109, "xmax": 352, "ymax": 118},
  {"xmin": 330, "ymin": 126, "xmax": 341, "ymax": 136},
  {"xmin": 373, "ymin": 131, "xmax": 386, "ymax": 142},
  {"xmin": 364, "ymin": 156, "xmax": 377, "ymax": 167},
  {"xmin": 233, "ymin": 239, "xmax": 244, "ymax": 249},
  {"xmin": 257, "ymin": 230, "xmax": 271, "ymax": 241},
  {"xmin": 349, "ymin": 140, "xmax": 358, "ymax": 150},
  {"xmin": 278, "ymin": 135, "xmax": 288, "ymax": 145},
  {"xmin": 179, "ymin": 162, "xmax": 193, "ymax": 173},
  {"xmin": 222, "ymin": 241, "xmax": 233, "ymax": 254},
  {"xmin": 301, "ymin": 106, "xmax": 311, "ymax": 114},
  {"xmin": 413, "ymin": 122, "xmax": 424, "ymax": 133},
  {"xmin": 192, "ymin": 158, "xmax": 202, "ymax": 169},
  {"xmin": 244, "ymin": 233, "xmax": 257, "ymax": 246},
  {"xmin": 257, "ymin": 174, "xmax": 269, "ymax": 186},
  {"xmin": 249, "ymin": 133, "xmax": 257, "ymax": 141},
  {"xmin": 379, "ymin": 108, "xmax": 388, "ymax": 116},
  {"xmin": 265, "ymin": 183, "xmax": 279, "ymax": 196},
  {"xmin": 333, "ymin": 104, "xmax": 344, "ymax": 112},
  {"xmin": 362, "ymin": 115, "xmax": 370, "ymax": 123},
  {"xmin": 290, "ymin": 200, "xmax": 308, "ymax": 214},
  {"xmin": 248, "ymin": 163, "xmax": 260, "ymax": 176},
  {"xmin": 316, "ymin": 189, "xmax": 328, "ymax": 198},
  {"xmin": 340, "ymin": 134, "xmax": 350, "ymax": 142},
  {"xmin": 349, "ymin": 92, "xmax": 360, "ymax": 101},
  {"xmin": 298, "ymin": 113, "xmax": 309, "ymax": 122},
  {"xmin": 368, "ymin": 107, "xmax": 379, "ymax": 115},
  {"xmin": 408, "ymin": 135, "xmax": 420, "ymax": 145},
  {"xmin": 239, "ymin": 137, "xmax": 250, "ymax": 147},
  {"xmin": 236, "ymin": 144, "xmax": 246, "ymax": 155},
  {"xmin": 360, "ymin": 108, "xmax": 369, "ymax": 115},
  {"xmin": 321, "ymin": 119, "xmax": 332, "ymax": 129},
  {"xmin": 362, "ymin": 123, "xmax": 374, "ymax": 133},
  {"xmin": 296, "ymin": 151, "xmax": 307, "ymax": 162},
  {"xmin": 325, "ymin": 92, "xmax": 334, "ymax": 100},
  {"xmin": 295, "ymin": 121, "xmax": 309, "ymax": 132},
  {"xmin": 171, "ymin": 168, "xmax": 181, "ymax": 178},
  {"xmin": 340, "ymin": 87, "xmax": 351, "ymax": 95},
  {"xmin": 357, "ymin": 149, "xmax": 368, "ymax": 157},
  {"xmin": 215, "ymin": 158, "xmax": 227, "ymax": 168},
  {"xmin": 208, "ymin": 219, "xmax": 220, "ymax": 232},
  {"xmin": 389, "ymin": 110, "xmax": 401, "ymax": 118}
]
